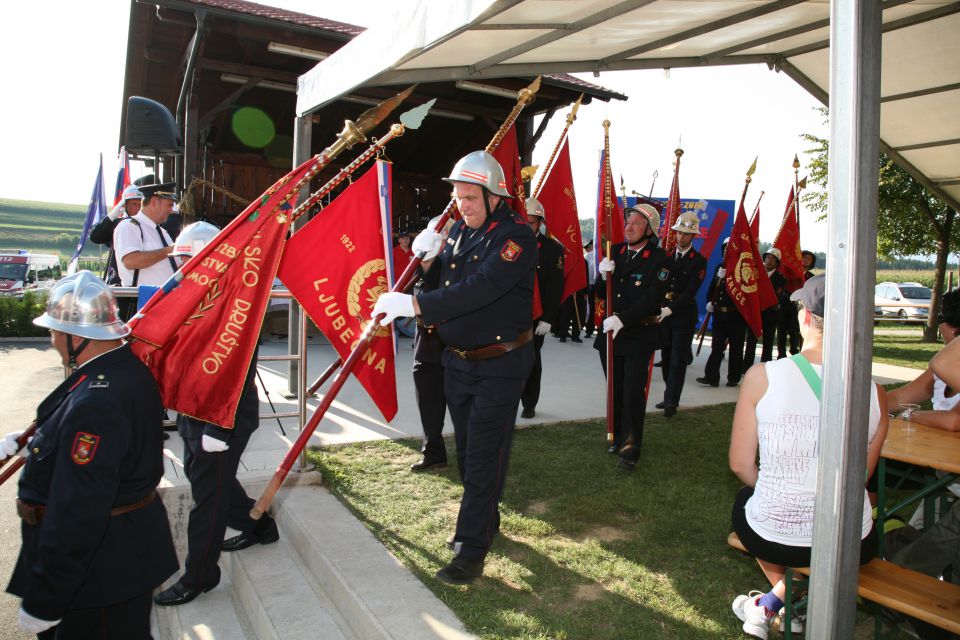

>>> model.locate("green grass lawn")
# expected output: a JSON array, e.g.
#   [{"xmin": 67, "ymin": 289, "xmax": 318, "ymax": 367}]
[
  {"xmin": 308, "ymin": 406, "xmax": 906, "ymax": 639},
  {"xmin": 872, "ymin": 326, "xmax": 942, "ymax": 371}
]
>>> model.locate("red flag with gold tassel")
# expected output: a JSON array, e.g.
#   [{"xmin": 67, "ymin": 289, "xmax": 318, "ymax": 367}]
[
  {"xmin": 491, "ymin": 123, "xmax": 527, "ymax": 220},
  {"xmin": 774, "ymin": 186, "xmax": 805, "ymax": 292},
  {"xmin": 128, "ymin": 158, "xmax": 317, "ymax": 427},
  {"xmin": 724, "ymin": 201, "xmax": 777, "ymax": 338},
  {"xmin": 660, "ymin": 149, "xmax": 683, "ymax": 254},
  {"xmin": 277, "ymin": 162, "xmax": 398, "ymax": 422},
  {"xmin": 537, "ymin": 139, "xmax": 585, "ymax": 302}
]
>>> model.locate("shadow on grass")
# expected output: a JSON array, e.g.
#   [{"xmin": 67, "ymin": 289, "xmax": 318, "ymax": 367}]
[{"xmin": 309, "ymin": 403, "xmax": 772, "ymax": 639}]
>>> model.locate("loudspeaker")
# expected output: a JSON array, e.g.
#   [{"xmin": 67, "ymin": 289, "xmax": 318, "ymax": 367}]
[{"xmin": 125, "ymin": 96, "xmax": 183, "ymax": 155}]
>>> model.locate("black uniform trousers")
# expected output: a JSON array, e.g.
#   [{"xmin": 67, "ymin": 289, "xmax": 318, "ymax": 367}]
[
  {"xmin": 660, "ymin": 317, "xmax": 696, "ymax": 408},
  {"xmin": 445, "ymin": 355, "xmax": 530, "ymax": 563},
  {"xmin": 520, "ymin": 333, "xmax": 545, "ymax": 411},
  {"xmin": 743, "ymin": 307, "xmax": 778, "ymax": 370},
  {"xmin": 413, "ymin": 359, "xmax": 447, "ymax": 463},
  {"xmin": 778, "ymin": 301, "xmax": 802, "ymax": 358},
  {"xmin": 598, "ymin": 346, "xmax": 654, "ymax": 460},
  {"xmin": 38, "ymin": 590, "xmax": 154, "ymax": 640},
  {"xmin": 704, "ymin": 309, "xmax": 747, "ymax": 384}
]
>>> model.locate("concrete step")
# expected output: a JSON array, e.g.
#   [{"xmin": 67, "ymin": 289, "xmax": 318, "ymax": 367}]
[{"xmin": 156, "ymin": 473, "xmax": 474, "ymax": 640}]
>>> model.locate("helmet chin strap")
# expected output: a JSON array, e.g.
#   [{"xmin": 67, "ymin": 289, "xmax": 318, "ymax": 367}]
[{"xmin": 66, "ymin": 334, "xmax": 91, "ymax": 371}]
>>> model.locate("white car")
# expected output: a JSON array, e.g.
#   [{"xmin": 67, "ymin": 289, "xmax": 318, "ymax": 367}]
[{"xmin": 874, "ymin": 281, "xmax": 932, "ymax": 322}]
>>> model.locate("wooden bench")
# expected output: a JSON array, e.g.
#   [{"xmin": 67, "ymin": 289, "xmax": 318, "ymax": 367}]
[{"xmin": 727, "ymin": 532, "xmax": 960, "ymax": 637}]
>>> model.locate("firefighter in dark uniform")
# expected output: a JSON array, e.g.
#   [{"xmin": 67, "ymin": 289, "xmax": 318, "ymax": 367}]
[
  {"xmin": 594, "ymin": 204, "xmax": 672, "ymax": 470},
  {"xmin": 409, "ymin": 280, "xmax": 449, "ymax": 472},
  {"xmin": 153, "ymin": 224, "xmax": 277, "ymax": 607},
  {"xmin": 801, "ymin": 249, "xmax": 817, "ymax": 281},
  {"xmin": 697, "ymin": 238, "xmax": 748, "ymax": 387},
  {"xmin": 374, "ymin": 150, "xmax": 537, "ymax": 586},
  {"xmin": 521, "ymin": 197, "xmax": 565, "ymax": 419},
  {"xmin": 743, "ymin": 248, "xmax": 784, "ymax": 368},
  {"xmin": 654, "ymin": 212, "xmax": 707, "ymax": 418},
  {"xmin": 3, "ymin": 271, "xmax": 177, "ymax": 638}
]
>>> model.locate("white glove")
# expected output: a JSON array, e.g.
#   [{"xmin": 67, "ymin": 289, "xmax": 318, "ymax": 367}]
[
  {"xmin": 201, "ymin": 434, "xmax": 229, "ymax": 453},
  {"xmin": 18, "ymin": 608, "xmax": 59, "ymax": 634},
  {"xmin": 412, "ymin": 227, "xmax": 443, "ymax": 260},
  {"xmin": 706, "ymin": 302, "xmax": 716, "ymax": 313},
  {"xmin": 602, "ymin": 315, "xmax": 624, "ymax": 340},
  {"xmin": 658, "ymin": 307, "xmax": 673, "ymax": 323},
  {"xmin": 598, "ymin": 257, "xmax": 615, "ymax": 278},
  {"xmin": 717, "ymin": 267, "xmax": 727, "ymax": 278},
  {"xmin": 1, "ymin": 430, "xmax": 29, "ymax": 459},
  {"xmin": 535, "ymin": 321, "xmax": 551, "ymax": 336},
  {"xmin": 107, "ymin": 202, "xmax": 124, "ymax": 221},
  {"xmin": 373, "ymin": 292, "xmax": 416, "ymax": 326}
]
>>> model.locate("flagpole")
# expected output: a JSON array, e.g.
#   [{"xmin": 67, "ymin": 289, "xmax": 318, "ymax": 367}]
[
  {"xmin": 252, "ymin": 77, "xmax": 543, "ymax": 519},
  {"xmin": 750, "ymin": 190, "xmax": 765, "ymax": 225},
  {"xmin": 793, "ymin": 154, "xmax": 802, "ymax": 236},
  {"xmin": 532, "ymin": 94, "xmax": 583, "ymax": 198},
  {"xmin": 602, "ymin": 119, "xmax": 616, "ymax": 447}
]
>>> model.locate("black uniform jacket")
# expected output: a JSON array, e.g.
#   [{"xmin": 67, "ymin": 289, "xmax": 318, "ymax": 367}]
[
  {"xmin": 664, "ymin": 247, "xmax": 707, "ymax": 328},
  {"xmin": 8, "ymin": 345, "xmax": 178, "ymax": 620},
  {"xmin": 535, "ymin": 234, "xmax": 565, "ymax": 326},
  {"xmin": 769, "ymin": 269, "xmax": 788, "ymax": 308},
  {"xmin": 593, "ymin": 241, "xmax": 672, "ymax": 356},
  {"xmin": 706, "ymin": 263, "xmax": 739, "ymax": 308},
  {"xmin": 89, "ymin": 216, "xmax": 121, "ymax": 248},
  {"xmin": 418, "ymin": 200, "xmax": 537, "ymax": 378}
]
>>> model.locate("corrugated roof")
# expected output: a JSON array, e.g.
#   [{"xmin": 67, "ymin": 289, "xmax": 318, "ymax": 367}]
[{"xmin": 172, "ymin": 0, "xmax": 364, "ymax": 36}]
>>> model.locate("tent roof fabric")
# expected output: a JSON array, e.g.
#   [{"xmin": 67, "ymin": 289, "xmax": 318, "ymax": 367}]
[{"xmin": 297, "ymin": 0, "xmax": 960, "ymax": 210}]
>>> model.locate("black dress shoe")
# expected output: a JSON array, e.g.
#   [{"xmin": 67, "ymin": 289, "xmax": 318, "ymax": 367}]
[
  {"xmin": 559, "ymin": 336, "xmax": 567, "ymax": 343},
  {"xmin": 663, "ymin": 406, "xmax": 677, "ymax": 418},
  {"xmin": 607, "ymin": 445, "xmax": 619, "ymax": 455},
  {"xmin": 436, "ymin": 556, "xmax": 484, "ymax": 585},
  {"xmin": 571, "ymin": 336, "xmax": 582, "ymax": 343},
  {"xmin": 410, "ymin": 458, "xmax": 448, "ymax": 472},
  {"xmin": 617, "ymin": 457, "xmax": 637, "ymax": 472},
  {"xmin": 725, "ymin": 380, "xmax": 740, "ymax": 387},
  {"xmin": 221, "ymin": 517, "xmax": 279, "ymax": 552},
  {"xmin": 654, "ymin": 401, "xmax": 666, "ymax": 409},
  {"xmin": 153, "ymin": 579, "xmax": 219, "ymax": 606},
  {"xmin": 521, "ymin": 407, "xmax": 536, "ymax": 419},
  {"xmin": 696, "ymin": 376, "xmax": 719, "ymax": 387}
]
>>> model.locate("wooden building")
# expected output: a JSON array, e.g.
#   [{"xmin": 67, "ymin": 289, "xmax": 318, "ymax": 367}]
[{"xmin": 120, "ymin": 0, "xmax": 626, "ymax": 229}]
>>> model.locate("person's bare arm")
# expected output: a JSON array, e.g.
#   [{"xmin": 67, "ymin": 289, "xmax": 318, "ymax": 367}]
[
  {"xmin": 886, "ymin": 368, "xmax": 934, "ymax": 412},
  {"xmin": 866, "ymin": 384, "xmax": 889, "ymax": 480},
  {"xmin": 729, "ymin": 363, "xmax": 767, "ymax": 487}
]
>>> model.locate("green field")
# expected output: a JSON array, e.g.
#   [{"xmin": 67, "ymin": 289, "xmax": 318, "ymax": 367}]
[{"xmin": 0, "ymin": 197, "xmax": 98, "ymax": 257}]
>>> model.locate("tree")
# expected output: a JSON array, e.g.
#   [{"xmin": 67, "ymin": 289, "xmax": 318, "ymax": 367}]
[{"xmin": 802, "ymin": 108, "xmax": 959, "ymax": 342}]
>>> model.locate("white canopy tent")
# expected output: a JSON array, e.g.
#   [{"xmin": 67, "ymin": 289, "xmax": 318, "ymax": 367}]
[{"xmin": 295, "ymin": 1, "xmax": 959, "ymax": 636}]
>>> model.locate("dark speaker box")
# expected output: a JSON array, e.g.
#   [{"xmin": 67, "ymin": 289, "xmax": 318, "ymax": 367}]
[{"xmin": 125, "ymin": 96, "xmax": 183, "ymax": 155}]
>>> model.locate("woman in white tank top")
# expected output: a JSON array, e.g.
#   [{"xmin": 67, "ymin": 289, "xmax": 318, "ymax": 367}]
[
  {"xmin": 888, "ymin": 289, "xmax": 960, "ymax": 431},
  {"xmin": 727, "ymin": 276, "xmax": 889, "ymax": 639}
]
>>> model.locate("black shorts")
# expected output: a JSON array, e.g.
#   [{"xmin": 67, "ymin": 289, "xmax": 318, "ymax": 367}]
[{"xmin": 731, "ymin": 485, "xmax": 878, "ymax": 567}]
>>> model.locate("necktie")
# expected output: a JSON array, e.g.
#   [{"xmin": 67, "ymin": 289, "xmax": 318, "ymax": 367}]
[{"xmin": 157, "ymin": 226, "xmax": 178, "ymax": 272}]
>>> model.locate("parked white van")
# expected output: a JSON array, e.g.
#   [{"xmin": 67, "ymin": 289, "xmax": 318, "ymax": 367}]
[{"xmin": 0, "ymin": 253, "xmax": 62, "ymax": 297}]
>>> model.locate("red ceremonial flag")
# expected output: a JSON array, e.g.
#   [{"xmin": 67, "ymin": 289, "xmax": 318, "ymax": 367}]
[
  {"xmin": 113, "ymin": 146, "xmax": 131, "ymax": 207},
  {"xmin": 277, "ymin": 162, "xmax": 398, "ymax": 422},
  {"xmin": 774, "ymin": 186, "xmax": 805, "ymax": 292},
  {"xmin": 594, "ymin": 149, "xmax": 624, "ymax": 249},
  {"xmin": 749, "ymin": 206, "xmax": 760, "ymax": 242},
  {"xmin": 660, "ymin": 152, "xmax": 682, "ymax": 254},
  {"xmin": 491, "ymin": 123, "xmax": 527, "ymax": 220},
  {"xmin": 128, "ymin": 157, "xmax": 318, "ymax": 427},
  {"xmin": 537, "ymin": 139, "xmax": 586, "ymax": 302},
  {"xmin": 724, "ymin": 201, "xmax": 777, "ymax": 338}
]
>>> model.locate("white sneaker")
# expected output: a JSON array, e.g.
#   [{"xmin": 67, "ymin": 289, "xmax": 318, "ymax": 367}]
[
  {"xmin": 778, "ymin": 607, "xmax": 805, "ymax": 633},
  {"xmin": 732, "ymin": 590, "xmax": 764, "ymax": 622},
  {"xmin": 739, "ymin": 594, "xmax": 775, "ymax": 640}
]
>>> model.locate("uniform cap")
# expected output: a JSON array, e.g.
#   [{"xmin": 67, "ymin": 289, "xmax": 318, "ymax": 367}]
[
  {"xmin": 121, "ymin": 185, "xmax": 143, "ymax": 203},
  {"xmin": 763, "ymin": 247, "xmax": 782, "ymax": 262},
  {"xmin": 525, "ymin": 197, "xmax": 545, "ymax": 219},
  {"xmin": 139, "ymin": 182, "xmax": 179, "ymax": 202},
  {"xmin": 625, "ymin": 203, "xmax": 660, "ymax": 236},
  {"xmin": 791, "ymin": 273, "xmax": 825, "ymax": 317},
  {"xmin": 442, "ymin": 151, "xmax": 512, "ymax": 197},
  {"xmin": 670, "ymin": 211, "xmax": 700, "ymax": 234},
  {"xmin": 173, "ymin": 221, "xmax": 220, "ymax": 258}
]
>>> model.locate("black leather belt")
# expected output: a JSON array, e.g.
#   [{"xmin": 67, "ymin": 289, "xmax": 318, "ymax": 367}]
[
  {"xmin": 16, "ymin": 490, "xmax": 158, "ymax": 526},
  {"xmin": 448, "ymin": 328, "xmax": 533, "ymax": 361}
]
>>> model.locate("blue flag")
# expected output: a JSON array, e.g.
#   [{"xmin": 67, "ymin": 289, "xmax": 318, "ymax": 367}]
[{"xmin": 69, "ymin": 155, "xmax": 107, "ymax": 273}]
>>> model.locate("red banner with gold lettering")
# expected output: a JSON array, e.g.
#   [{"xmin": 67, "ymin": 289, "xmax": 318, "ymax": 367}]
[
  {"xmin": 774, "ymin": 186, "xmax": 805, "ymax": 292},
  {"xmin": 491, "ymin": 123, "xmax": 526, "ymax": 220},
  {"xmin": 277, "ymin": 162, "xmax": 398, "ymax": 422},
  {"xmin": 128, "ymin": 157, "xmax": 317, "ymax": 427},
  {"xmin": 536, "ymin": 139, "xmax": 585, "ymax": 302},
  {"xmin": 723, "ymin": 201, "xmax": 777, "ymax": 338}
]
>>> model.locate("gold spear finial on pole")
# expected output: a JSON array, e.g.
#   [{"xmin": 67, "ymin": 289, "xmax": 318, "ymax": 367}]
[
  {"xmin": 532, "ymin": 93, "xmax": 584, "ymax": 197},
  {"xmin": 740, "ymin": 157, "xmax": 758, "ymax": 210}
]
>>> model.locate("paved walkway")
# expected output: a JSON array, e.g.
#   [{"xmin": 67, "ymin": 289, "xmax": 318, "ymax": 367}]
[{"xmin": 0, "ymin": 334, "xmax": 921, "ymax": 638}]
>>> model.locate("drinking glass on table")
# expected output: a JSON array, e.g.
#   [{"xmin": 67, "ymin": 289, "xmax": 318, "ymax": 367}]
[{"xmin": 900, "ymin": 403, "xmax": 920, "ymax": 434}]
